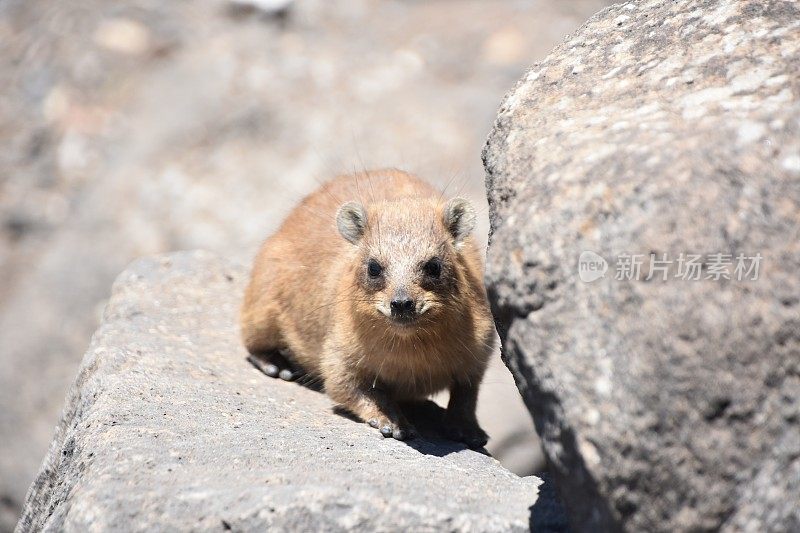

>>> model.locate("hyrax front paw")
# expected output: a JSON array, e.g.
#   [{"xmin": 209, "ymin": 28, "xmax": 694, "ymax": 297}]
[
  {"xmin": 444, "ymin": 419, "xmax": 488, "ymax": 449},
  {"xmin": 367, "ymin": 418, "xmax": 417, "ymax": 441},
  {"xmin": 247, "ymin": 351, "xmax": 299, "ymax": 381}
]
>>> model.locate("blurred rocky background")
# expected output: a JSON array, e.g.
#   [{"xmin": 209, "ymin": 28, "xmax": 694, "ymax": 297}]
[{"xmin": 0, "ymin": 0, "xmax": 614, "ymax": 529}]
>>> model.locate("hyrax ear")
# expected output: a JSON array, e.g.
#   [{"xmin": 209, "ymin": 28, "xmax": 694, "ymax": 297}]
[
  {"xmin": 443, "ymin": 197, "xmax": 476, "ymax": 246},
  {"xmin": 336, "ymin": 201, "xmax": 367, "ymax": 244}
]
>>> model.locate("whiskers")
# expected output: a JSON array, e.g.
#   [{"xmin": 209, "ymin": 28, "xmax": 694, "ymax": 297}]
[{"xmin": 372, "ymin": 356, "xmax": 387, "ymax": 389}]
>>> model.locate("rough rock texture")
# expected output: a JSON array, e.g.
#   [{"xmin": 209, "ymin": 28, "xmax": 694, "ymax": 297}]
[
  {"xmin": 483, "ymin": 0, "xmax": 800, "ymax": 531},
  {"xmin": 16, "ymin": 251, "xmax": 543, "ymax": 532},
  {"xmin": 0, "ymin": 2, "xmax": 620, "ymax": 523}
]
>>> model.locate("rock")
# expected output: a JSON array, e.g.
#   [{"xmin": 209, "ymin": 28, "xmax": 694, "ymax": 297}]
[
  {"xmin": 483, "ymin": 0, "xmax": 800, "ymax": 531},
  {"xmin": 16, "ymin": 251, "xmax": 543, "ymax": 532}
]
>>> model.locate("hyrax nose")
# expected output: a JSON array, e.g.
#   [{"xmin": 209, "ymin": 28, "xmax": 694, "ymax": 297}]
[{"xmin": 390, "ymin": 295, "xmax": 415, "ymax": 317}]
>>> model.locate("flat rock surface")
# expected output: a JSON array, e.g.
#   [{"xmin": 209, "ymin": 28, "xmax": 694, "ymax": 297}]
[
  {"xmin": 17, "ymin": 251, "xmax": 541, "ymax": 532},
  {"xmin": 483, "ymin": 0, "xmax": 800, "ymax": 531}
]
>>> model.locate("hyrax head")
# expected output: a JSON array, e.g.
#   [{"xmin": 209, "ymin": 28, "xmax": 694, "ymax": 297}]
[{"xmin": 336, "ymin": 196, "xmax": 476, "ymax": 330}]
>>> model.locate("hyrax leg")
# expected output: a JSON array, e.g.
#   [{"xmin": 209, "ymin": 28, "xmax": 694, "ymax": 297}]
[
  {"xmin": 241, "ymin": 282, "xmax": 300, "ymax": 380},
  {"xmin": 325, "ymin": 370, "xmax": 416, "ymax": 440},
  {"xmin": 444, "ymin": 380, "xmax": 488, "ymax": 449},
  {"xmin": 240, "ymin": 288, "xmax": 282, "ymax": 353}
]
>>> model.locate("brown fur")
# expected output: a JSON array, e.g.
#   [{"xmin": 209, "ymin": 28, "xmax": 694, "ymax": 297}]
[{"xmin": 240, "ymin": 169, "xmax": 495, "ymax": 445}]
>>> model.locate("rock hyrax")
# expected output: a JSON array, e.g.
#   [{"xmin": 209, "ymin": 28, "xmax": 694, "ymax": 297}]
[{"xmin": 241, "ymin": 169, "xmax": 495, "ymax": 447}]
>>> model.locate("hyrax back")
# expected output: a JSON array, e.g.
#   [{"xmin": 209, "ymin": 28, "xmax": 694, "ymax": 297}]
[{"xmin": 241, "ymin": 169, "xmax": 495, "ymax": 446}]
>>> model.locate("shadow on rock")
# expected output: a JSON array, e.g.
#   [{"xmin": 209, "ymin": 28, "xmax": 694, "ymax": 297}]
[
  {"xmin": 332, "ymin": 399, "xmax": 490, "ymax": 458},
  {"xmin": 529, "ymin": 471, "xmax": 571, "ymax": 533},
  {"xmin": 400, "ymin": 400, "xmax": 491, "ymax": 458},
  {"xmin": 248, "ymin": 354, "xmax": 489, "ymax": 457}
]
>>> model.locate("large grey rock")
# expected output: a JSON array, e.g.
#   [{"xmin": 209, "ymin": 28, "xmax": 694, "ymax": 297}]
[
  {"xmin": 16, "ymin": 251, "xmax": 543, "ymax": 532},
  {"xmin": 483, "ymin": 0, "xmax": 800, "ymax": 531}
]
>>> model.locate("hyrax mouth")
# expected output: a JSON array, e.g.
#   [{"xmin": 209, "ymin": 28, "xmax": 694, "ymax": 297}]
[
  {"xmin": 375, "ymin": 304, "xmax": 419, "ymax": 328},
  {"xmin": 390, "ymin": 314, "xmax": 417, "ymax": 327}
]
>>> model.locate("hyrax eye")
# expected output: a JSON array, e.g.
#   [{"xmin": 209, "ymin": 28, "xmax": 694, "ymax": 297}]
[
  {"xmin": 423, "ymin": 258, "xmax": 442, "ymax": 279},
  {"xmin": 367, "ymin": 259, "xmax": 383, "ymax": 278}
]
